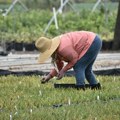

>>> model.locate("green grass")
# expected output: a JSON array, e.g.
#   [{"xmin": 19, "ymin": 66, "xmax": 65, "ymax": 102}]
[{"xmin": 0, "ymin": 75, "xmax": 120, "ymax": 120}]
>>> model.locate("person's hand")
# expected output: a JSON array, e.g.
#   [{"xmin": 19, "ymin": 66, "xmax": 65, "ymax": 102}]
[
  {"xmin": 57, "ymin": 69, "xmax": 64, "ymax": 80},
  {"xmin": 41, "ymin": 74, "xmax": 52, "ymax": 84}
]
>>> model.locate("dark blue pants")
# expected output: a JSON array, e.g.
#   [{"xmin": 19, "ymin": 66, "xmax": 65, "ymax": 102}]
[{"xmin": 73, "ymin": 35, "xmax": 102, "ymax": 85}]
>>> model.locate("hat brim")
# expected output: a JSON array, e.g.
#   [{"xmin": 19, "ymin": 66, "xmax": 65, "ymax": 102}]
[{"xmin": 38, "ymin": 36, "xmax": 60, "ymax": 63}]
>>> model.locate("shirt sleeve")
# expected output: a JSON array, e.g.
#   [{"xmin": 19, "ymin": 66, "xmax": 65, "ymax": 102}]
[
  {"xmin": 49, "ymin": 59, "xmax": 64, "ymax": 77},
  {"xmin": 60, "ymin": 46, "xmax": 79, "ymax": 72},
  {"xmin": 49, "ymin": 46, "xmax": 79, "ymax": 76}
]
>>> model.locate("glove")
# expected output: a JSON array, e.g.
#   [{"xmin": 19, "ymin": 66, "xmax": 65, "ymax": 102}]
[
  {"xmin": 41, "ymin": 74, "xmax": 52, "ymax": 84},
  {"xmin": 57, "ymin": 69, "xmax": 64, "ymax": 80}
]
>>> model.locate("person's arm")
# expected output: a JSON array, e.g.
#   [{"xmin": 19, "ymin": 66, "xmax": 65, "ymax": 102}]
[
  {"xmin": 41, "ymin": 55, "xmax": 64, "ymax": 83},
  {"xmin": 57, "ymin": 46, "xmax": 79, "ymax": 79},
  {"xmin": 49, "ymin": 59, "xmax": 64, "ymax": 77},
  {"xmin": 41, "ymin": 74, "xmax": 53, "ymax": 84}
]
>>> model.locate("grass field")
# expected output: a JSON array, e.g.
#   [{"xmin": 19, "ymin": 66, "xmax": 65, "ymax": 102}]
[{"xmin": 0, "ymin": 75, "xmax": 120, "ymax": 120}]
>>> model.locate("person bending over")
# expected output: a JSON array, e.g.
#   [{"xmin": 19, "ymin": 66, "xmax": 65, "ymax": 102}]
[{"xmin": 35, "ymin": 31, "xmax": 102, "ymax": 90}]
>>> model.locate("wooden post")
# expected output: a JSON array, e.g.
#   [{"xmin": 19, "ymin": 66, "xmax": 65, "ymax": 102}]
[{"xmin": 53, "ymin": 7, "xmax": 59, "ymax": 30}]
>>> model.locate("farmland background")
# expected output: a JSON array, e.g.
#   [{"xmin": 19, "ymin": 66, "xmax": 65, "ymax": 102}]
[
  {"xmin": 0, "ymin": 0, "xmax": 119, "ymax": 45},
  {"xmin": 0, "ymin": 0, "xmax": 120, "ymax": 120}
]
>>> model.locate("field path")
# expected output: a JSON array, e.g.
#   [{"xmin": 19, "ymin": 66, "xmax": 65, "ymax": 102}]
[{"xmin": 0, "ymin": 52, "xmax": 120, "ymax": 75}]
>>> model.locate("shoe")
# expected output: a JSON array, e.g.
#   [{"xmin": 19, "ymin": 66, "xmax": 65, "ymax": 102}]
[{"xmin": 90, "ymin": 83, "xmax": 101, "ymax": 90}]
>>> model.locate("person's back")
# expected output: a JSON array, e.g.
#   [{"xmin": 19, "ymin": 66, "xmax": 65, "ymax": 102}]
[
  {"xmin": 58, "ymin": 31, "xmax": 96, "ymax": 60},
  {"xmin": 35, "ymin": 30, "xmax": 102, "ymax": 90}
]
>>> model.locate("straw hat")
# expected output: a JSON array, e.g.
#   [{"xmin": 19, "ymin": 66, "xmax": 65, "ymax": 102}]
[{"xmin": 35, "ymin": 36, "xmax": 60, "ymax": 63}]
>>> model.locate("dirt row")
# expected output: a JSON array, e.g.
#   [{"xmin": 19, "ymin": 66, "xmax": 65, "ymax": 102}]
[{"xmin": 0, "ymin": 52, "xmax": 120, "ymax": 75}]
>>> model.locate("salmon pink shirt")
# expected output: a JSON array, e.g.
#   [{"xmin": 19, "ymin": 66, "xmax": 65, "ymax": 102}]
[{"xmin": 50, "ymin": 31, "xmax": 96, "ymax": 77}]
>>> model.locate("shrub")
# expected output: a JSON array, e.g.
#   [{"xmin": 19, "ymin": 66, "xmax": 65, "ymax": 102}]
[{"xmin": 0, "ymin": 9, "xmax": 116, "ymax": 43}]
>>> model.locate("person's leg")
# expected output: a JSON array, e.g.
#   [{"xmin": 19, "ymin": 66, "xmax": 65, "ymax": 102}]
[
  {"xmin": 73, "ymin": 35, "xmax": 102, "ymax": 86},
  {"xmin": 85, "ymin": 58, "xmax": 97, "ymax": 85},
  {"xmin": 85, "ymin": 35, "xmax": 102, "ymax": 85},
  {"xmin": 73, "ymin": 54, "xmax": 96, "ymax": 86},
  {"xmin": 73, "ymin": 60, "xmax": 86, "ymax": 85}
]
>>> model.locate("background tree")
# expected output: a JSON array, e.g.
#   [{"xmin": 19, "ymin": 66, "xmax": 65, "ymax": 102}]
[{"xmin": 112, "ymin": 0, "xmax": 120, "ymax": 50}]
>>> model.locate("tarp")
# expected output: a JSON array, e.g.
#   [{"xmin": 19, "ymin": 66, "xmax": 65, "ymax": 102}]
[{"xmin": 0, "ymin": 68, "xmax": 120, "ymax": 76}]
